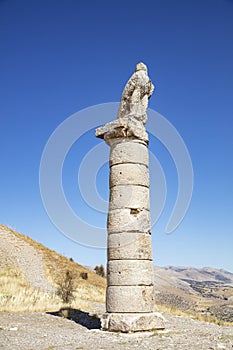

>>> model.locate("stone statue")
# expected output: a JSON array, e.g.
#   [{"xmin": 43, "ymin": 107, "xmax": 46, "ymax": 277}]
[
  {"xmin": 96, "ymin": 62, "xmax": 154, "ymax": 143},
  {"xmin": 117, "ymin": 62, "xmax": 154, "ymax": 124}
]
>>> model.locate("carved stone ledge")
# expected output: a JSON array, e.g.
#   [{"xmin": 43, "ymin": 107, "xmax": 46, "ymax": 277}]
[{"xmin": 95, "ymin": 116, "xmax": 148, "ymax": 143}]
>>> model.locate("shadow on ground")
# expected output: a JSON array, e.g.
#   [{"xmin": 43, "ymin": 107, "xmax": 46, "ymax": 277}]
[{"xmin": 47, "ymin": 308, "xmax": 101, "ymax": 330}]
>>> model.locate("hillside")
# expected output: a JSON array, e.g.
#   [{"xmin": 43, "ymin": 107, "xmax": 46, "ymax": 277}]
[
  {"xmin": 1, "ymin": 224, "xmax": 232, "ymax": 323},
  {"xmin": 154, "ymin": 265, "xmax": 233, "ymax": 295},
  {"xmin": 154, "ymin": 266, "xmax": 233, "ymax": 323},
  {"xmin": 0, "ymin": 224, "xmax": 106, "ymax": 312}
]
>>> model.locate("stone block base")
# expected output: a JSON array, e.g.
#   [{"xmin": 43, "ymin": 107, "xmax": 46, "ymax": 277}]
[{"xmin": 101, "ymin": 312, "xmax": 165, "ymax": 333}]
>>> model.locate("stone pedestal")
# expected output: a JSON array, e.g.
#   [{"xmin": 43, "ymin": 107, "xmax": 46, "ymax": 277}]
[
  {"xmin": 95, "ymin": 62, "xmax": 165, "ymax": 332},
  {"xmin": 101, "ymin": 312, "xmax": 165, "ymax": 333}
]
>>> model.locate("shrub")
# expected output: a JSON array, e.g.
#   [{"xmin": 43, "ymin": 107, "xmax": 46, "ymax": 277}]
[
  {"xmin": 56, "ymin": 270, "xmax": 75, "ymax": 305},
  {"xmin": 94, "ymin": 265, "xmax": 105, "ymax": 277},
  {"xmin": 80, "ymin": 272, "xmax": 88, "ymax": 280}
]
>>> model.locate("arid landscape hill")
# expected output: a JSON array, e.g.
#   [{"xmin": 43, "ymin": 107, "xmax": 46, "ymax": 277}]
[
  {"xmin": 155, "ymin": 265, "xmax": 233, "ymax": 284},
  {"xmin": 0, "ymin": 224, "xmax": 106, "ymax": 312},
  {"xmin": 153, "ymin": 265, "xmax": 233, "ymax": 322},
  {"xmin": 0, "ymin": 224, "xmax": 232, "ymax": 323},
  {"xmin": 154, "ymin": 264, "xmax": 233, "ymax": 297}
]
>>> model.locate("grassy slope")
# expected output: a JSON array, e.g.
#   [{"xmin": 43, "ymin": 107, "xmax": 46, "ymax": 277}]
[{"xmin": 0, "ymin": 224, "xmax": 106, "ymax": 312}]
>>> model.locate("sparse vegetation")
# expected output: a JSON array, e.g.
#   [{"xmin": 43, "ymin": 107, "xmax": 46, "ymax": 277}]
[
  {"xmin": 94, "ymin": 264, "xmax": 105, "ymax": 277},
  {"xmin": 56, "ymin": 270, "xmax": 75, "ymax": 305},
  {"xmin": 1, "ymin": 224, "xmax": 232, "ymax": 327},
  {"xmin": 0, "ymin": 224, "xmax": 106, "ymax": 312},
  {"xmin": 80, "ymin": 272, "xmax": 88, "ymax": 280},
  {"xmin": 156, "ymin": 303, "xmax": 233, "ymax": 326},
  {"xmin": 0, "ymin": 267, "xmax": 62, "ymax": 312},
  {"xmin": 218, "ymin": 335, "xmax": 233, "ymax": 340},
  {"xmin": 0, "ymin": 224, "xmax": 106, "ymax": 289},
  {"xmin": 0, "ymin": 264, "xmax": 105, "ymax": 312}
]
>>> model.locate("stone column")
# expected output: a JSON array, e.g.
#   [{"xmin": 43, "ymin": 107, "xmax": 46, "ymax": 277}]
[{"xmin": 96, "ymin": 63, "xmax": 165, "ymax": 332}]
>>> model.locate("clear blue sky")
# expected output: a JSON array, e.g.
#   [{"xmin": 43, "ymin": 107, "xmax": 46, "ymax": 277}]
[{"xmin": 1, "ymin": 0, "xmax": 233, "ymax": 272}]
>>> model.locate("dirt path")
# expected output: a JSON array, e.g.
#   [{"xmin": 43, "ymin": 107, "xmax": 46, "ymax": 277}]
[
  {"xmin": 0, "ymin": 311, "xmax": 232, "ymax": 350},
  {"xmin": 0, "ymin": 227, "xmax": 54, "ymax": 292}
]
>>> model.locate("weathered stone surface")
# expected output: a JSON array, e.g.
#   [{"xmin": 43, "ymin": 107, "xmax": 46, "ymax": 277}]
[
  {"xmin": 96, "ymin": 63, "xmax": 154, "ymax": 143},
  {"xmin": 107, "ymin": 260, "xmax": 154, "ymax": 286},
  {"xmin": 110, "ymin": 163, "xmax": 149, "ymax": 188},
  {"xmin": 95, "ymin": 118, "xmax": 148, "ymax": 143},
  {"xmin": 106, "ymin": 285, "xmax": 155, "ymax": 313},
  {"xmin": 117, "ymin": 62, "xmax": 154, "ymax": 124},
  {"xmin": 95, "ymin": 63, "xmax": 164, "ymax": 332},
  {"xmin": 110, "ymin": 139, "xmax": 148, "ymax": 166},
  {"xmin": 101, "ymin": 312, "xmax": 165, "ymax": 332},
  {"xmin": 109, "ymin": 185, "xmax": 150, "ymax": 210},
  {"xmin": 107, "ymin": 208, "xmax": 151, "ymax": 233},
  {"xmin": 108, "ymin": 232, "xmax": 152, "ymax": 260}
]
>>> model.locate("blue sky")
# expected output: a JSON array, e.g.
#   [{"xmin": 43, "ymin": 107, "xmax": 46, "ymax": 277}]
[{"xmin": 0, "ymin": 0, "xmax": 233, "ymax": 272}]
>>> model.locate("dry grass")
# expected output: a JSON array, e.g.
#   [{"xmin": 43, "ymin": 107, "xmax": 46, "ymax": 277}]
[
  {"xmin": 1, "ymin": 224, "xmax": 232, "ymax": 326},
  {"xmin": 0, "ymin": 225, "xmax": 105, "ymax": 287},
  {"xmin": 0, "ymin": 267, "xmax": 105, "ymax": 313},
  {"xmin": 156, "ymin": 303, "xmax": 233, "ymax": 326},
  {"xmin": 0, "ymin": 268, "xmax": 61, "ymax": 312},
  {"xmin": 0, "ymin": 224, "xmax": 106, "ymax": 312}
]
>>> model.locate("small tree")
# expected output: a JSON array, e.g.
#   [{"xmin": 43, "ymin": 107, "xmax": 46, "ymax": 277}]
[
  {"xmin": 56, "ymin": 270, "xmax": 75, "ymax": 305},
  {"xmin": 94, "ymin": 264, "xmax": 105, "ymax": 277}
]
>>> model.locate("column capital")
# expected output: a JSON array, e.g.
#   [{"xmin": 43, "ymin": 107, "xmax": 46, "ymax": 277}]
[{"xmin": 95, "ymin": 116, "xmax": 148, "ymax": 145}]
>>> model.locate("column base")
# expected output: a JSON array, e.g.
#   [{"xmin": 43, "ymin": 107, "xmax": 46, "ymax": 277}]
[{"xmin": 101, "ymin": 312, "xmax": 165, "ymax": 333}]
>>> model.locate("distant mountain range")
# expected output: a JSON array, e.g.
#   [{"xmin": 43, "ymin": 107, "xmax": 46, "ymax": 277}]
[
  {"xmin": 153, "ymin": 265, "xmax": 233, "ymax": 322},
  {"xmin": 154, "ymin": 265, "xmax": 233, "ymax": 293}
]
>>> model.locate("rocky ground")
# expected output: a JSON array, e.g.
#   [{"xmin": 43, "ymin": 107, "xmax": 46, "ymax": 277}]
[
  {"xmin": 0, "ymin": 310, "xmax": 233, "ymax": 350},
  {"xmin": 0, "ymin": 227, "xmax": 54, "ymax": 292}
]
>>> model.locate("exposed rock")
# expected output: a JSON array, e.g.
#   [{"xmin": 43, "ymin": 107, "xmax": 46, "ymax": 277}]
[
  {"xmin": 0, "ymin": 227, "xmax": 54, "ymax": 292},
  {"xmin": 101, "ymin": 312, "xmax": 165, "ymax": 332}
]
